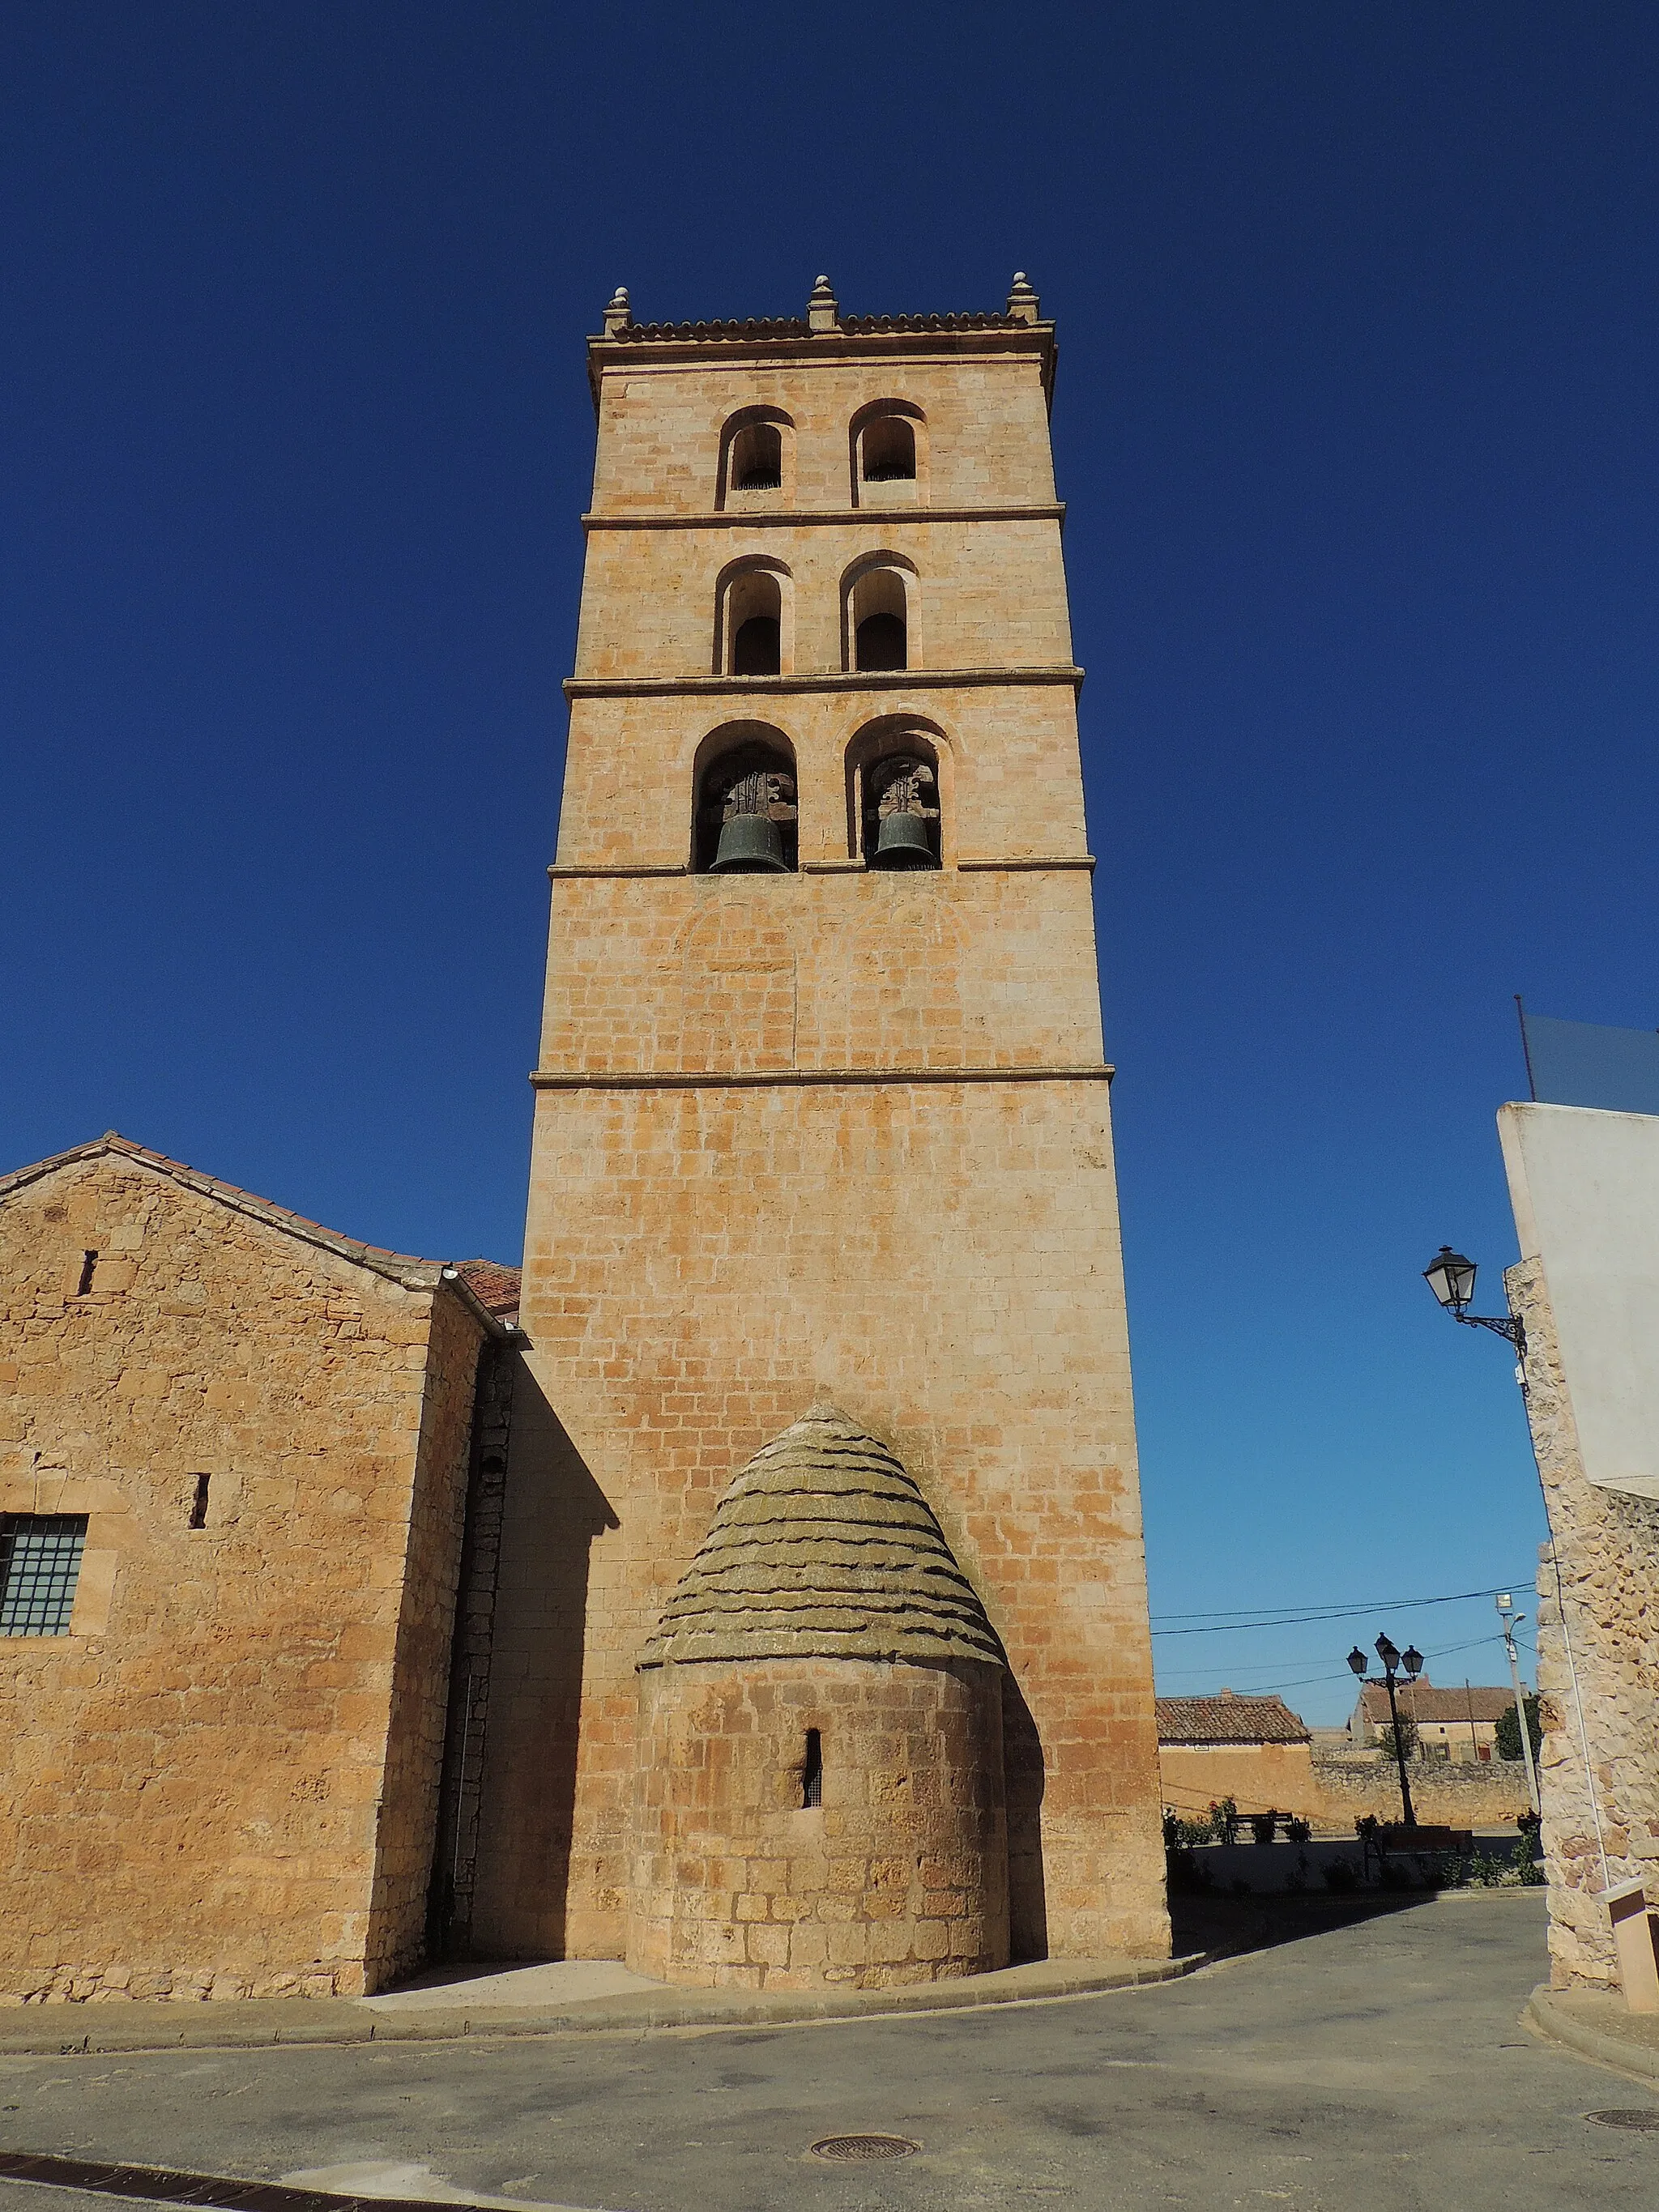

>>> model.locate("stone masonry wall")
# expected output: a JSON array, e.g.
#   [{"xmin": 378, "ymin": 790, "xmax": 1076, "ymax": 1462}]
[
  {"xmin": 1158, "ymin": 1744, "xmax": 1533, "ymax": 1832},
  {"xmin": 1307, "ymin": 1753, "xmax": 1534, "ymax": 1834},
  {"xmin": 497, "ymin": 1075, "xmax": 1165, "ymax": 1967},
  {"xmin": 1158, "ymin": 1744, "xmax": 1320, "ymax": 1822},
  {"xmin": 1507, "ymin": 1255, "xmax": 1659, "ymax": 1990},
  {"xmin": 0, "ymin": 1152, "xmax": 484, "ymax": 2001},
  {"xmin": 427, "ymin": 1338, "xmax": 517, "ymax": 1958},
  {"xmin": 486, "ymin": 313, "xmax": 1169, "ymax": 1971},
  {"xmin": 629, "ymin": 1655, "xmax": 1007, "ymax": 1990},
  {"xmin": 364, "ymin": 1281, "xmax": 487, "ymax": 1990}
]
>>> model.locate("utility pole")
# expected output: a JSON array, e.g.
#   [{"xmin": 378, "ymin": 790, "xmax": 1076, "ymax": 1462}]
[{"xmin": 1497, "ymin": 1593, "xmax": 1542, "ymax": 1817}]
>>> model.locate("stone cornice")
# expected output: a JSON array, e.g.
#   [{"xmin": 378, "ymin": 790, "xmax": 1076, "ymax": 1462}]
[
  {"xmin": 545, "ymin": 858, "xmax": 1098, "ymax": 879},
  {"xmin": 586, "ymin": 319, "xmax": 1057, "ymax": 411},
  {"xmin": 531, "ymin": 1064, "xmax": 1113, "ymax": 1091},
  {"xmin": 581, "ymin": 505, "xmax": 1066, "ymax": 533},
  {"xmin": 563, "ymin": 666, "xmax": 1085, "ymax": 701}
]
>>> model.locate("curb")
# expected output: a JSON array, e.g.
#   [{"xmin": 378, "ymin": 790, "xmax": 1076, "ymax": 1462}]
[
  {"xmin": 1430, "ymin": 1884, "xmax": 1546, "ymax": 1902},
  {"xmin": 1524, "ymin": 1984, "xmax": 1659, "ymax": 2085},
  {"xmin": 0, "ymin": 1953, "xmax": 1205, "ymax": 2057}
]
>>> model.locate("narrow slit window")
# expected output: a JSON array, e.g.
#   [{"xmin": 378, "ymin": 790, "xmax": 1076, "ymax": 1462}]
[
  {"xmin": 0, "ymin": 1515, "xmax": 88, "ymax": 1636},
  {"xmin": 75, "ymin": 1251, "xmax": 98, "ymax": 1296},
  {"xmin": 189, "ymin": 1474, "xmax": 211, "ymax": 1529},
  {"xmin": 802, "ymin": 1727, "xmax": 823, "ymax": 1809}
]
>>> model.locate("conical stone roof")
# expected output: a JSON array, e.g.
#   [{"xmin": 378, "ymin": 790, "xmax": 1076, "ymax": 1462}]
[{"xmin": 639, "ymin": 1405, "xmax": 1004, "ymax": 1670}]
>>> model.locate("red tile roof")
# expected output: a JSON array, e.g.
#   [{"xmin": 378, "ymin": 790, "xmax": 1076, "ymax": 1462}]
[
  {"xmin": 454, "ymin": 1259, "xmax": 522, "ymax": 1319},
  {"xmin": 1357, "ymin": 1681, "xmax": 1513, "ymax": 1725},
  {"xmin": 1156, "ymin": 1694, "xmax": 1311, "ymax": 1746},
  {"xmin": 0, "ymin": 1133, "xmax": 520, "ymax": 1332}
]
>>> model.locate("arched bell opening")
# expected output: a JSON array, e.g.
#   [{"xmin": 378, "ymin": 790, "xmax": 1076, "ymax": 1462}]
[
  {"xmin": 693, "ymin": 734, "xmax": 799, "ymax": 874},
  {"xmin": 849, "ymin": 400, "xmax": 927, "ymax": 508},
  {"xmin": 859, "ymin": 749, "xmax": 941, "ymax": 872},
  {"xmin": 847, "ymin": 564, "xmax": 910, "ymax": 672},
  {"xmin": 721, "ymin": 566, "xmax": 785, "ymax": 676},
  {"xmin": 846, "ymin": 718, "xmax": 953, "ymax": 869},
  {"xmin": 717, "ymin": 407, "xmax": 795, "ymax": 509},
  {"xmin": 861, "ymin": 416, "xmax": 915, "ymax": 484},
  {"xmin": 731, "ymin": 421, "xmax": 782, "ymax": 491}
]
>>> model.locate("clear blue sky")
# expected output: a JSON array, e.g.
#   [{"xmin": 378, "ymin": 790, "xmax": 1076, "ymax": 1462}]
[{"xmin": 6, "ymin": 3, "xmax": 1654, "ymax": 1722}]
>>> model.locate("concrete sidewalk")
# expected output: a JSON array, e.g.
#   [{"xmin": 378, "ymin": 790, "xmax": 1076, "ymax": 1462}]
[
  {"xmin": 1526, "ymin": 1981, "xmax": 1659, "ymax": 2082},
  {"xmin": 0, "ymin": 1952, "xmax": 1202, "ymax": 2057}
]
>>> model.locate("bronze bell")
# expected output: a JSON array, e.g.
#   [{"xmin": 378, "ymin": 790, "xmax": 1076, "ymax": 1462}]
[
  {"xmin": 872, "ymin": 811, "xmax": 936, "ymax": 869},
  {"xmin": 710, "ymin": 813, "xmax": 789, "ymax": 872}
]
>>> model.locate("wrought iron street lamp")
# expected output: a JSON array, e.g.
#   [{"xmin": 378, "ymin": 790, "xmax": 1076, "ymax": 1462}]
[
  {"xmin": 1349, "ymin": 1633, "xmax": 1425, "ymax": 1827},
  {"xmin": 1422, "ymin": 1247, "xmax": 1525, "ymax": 1353}
]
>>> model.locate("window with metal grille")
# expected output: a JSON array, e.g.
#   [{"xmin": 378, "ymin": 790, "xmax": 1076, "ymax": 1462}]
[{"xmin": 0, "ymin": 1515, "xmax": 88, "ymax": 1636}]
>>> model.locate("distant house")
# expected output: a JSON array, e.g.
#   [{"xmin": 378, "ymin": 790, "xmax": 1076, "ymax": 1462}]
[
  {"xmin": 1157, "ymin": 1691, "xmax": 1316, "ymax": 1820},
  {"xmin": 1349, "ymin": 1677, "xmax": 1512, "ymax": 1762}
]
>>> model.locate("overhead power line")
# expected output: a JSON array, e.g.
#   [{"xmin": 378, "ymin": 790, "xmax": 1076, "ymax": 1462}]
[
  {"xmin": 1164, "ymin": 1630, "xmax": 1528, "ymax": 1702},
  {"xmin": 1149, "ymin": 1581, "xmax": 1529, "ymax": 1639}
]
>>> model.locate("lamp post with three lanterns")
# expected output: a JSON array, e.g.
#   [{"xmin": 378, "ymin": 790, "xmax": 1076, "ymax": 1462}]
[{"xmin": 1349, "ymin": 1633, "xmax": 1426, "ymax": 1828}]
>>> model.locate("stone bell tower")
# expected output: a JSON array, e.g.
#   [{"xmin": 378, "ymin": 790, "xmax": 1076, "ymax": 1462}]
[{"xmin": 469, "ymin": 275, "xmax": 1168, "ymax": 1969}]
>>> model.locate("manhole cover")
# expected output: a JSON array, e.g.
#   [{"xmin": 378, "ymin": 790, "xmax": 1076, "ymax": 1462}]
[
  {"xmin": 1586, "ymin": 2109, "xmax": 1659, "ymax": 2133},
  {"xmin": 809, "ymin": 2134, "xmax": 919, "ymax": 2163}
]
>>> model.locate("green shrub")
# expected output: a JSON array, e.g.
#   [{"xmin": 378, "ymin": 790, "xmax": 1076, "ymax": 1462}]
[
  {"xmin": 1166, "ymin": 1848, "xmax": 1214, "ymax": 1893},
  {"xmin": 1512, "ymin": 1837, "xmax": 1546, "ymax": 1886},
  {"xmin": 1495, "ymin": 1695, "xmax": 1542, "ymax": 1762},
  {"xmin": 1323, "ymin": 1856, "xmax": 1360, "ymax": 1894}
]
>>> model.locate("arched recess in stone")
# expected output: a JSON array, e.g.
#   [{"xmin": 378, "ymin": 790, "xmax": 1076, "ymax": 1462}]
[
  {"xmin": 841, "ymin": 551, "xmax": 919, "ymax": 673},
  {"xmin": 716, "ymin": 405, "xmax": 795, "ymax": 509},
  {"xmin": 712, "ymin": 556, "xmax": 792, "ymax": 677},
  {"xmin": 848, "ymin": 398, "xmax": 927, "ymax": 506}
]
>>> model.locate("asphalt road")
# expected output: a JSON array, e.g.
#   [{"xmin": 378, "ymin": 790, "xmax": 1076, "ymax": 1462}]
[{"xmin": 2, "ymin": 1894, "xmax": 1656, "ymax": 2212}]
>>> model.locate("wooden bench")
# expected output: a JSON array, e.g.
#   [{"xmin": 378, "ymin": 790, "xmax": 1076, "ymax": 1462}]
[{"xmin": 1375, "ymin": 1823, "xmax": 1473, "ymax": 1856}]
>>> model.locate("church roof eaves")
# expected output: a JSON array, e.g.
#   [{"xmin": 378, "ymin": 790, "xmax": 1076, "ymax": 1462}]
[
  {"xmin": 605, "ymin": 310, "xmax": 1031, "ymax": 342},
  {"xmin": 0, "ymin": 1132, "xmax": 522, "ymax": 1336},
  {"xmin": 586, "ymin": 305, "xmax": 1056, "ymax": 410}
]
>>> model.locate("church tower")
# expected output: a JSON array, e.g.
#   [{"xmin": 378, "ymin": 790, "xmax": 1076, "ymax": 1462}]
[{"xmin": 472, "ymin": 276, "xmax": 1168, "ymax": 1971}]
